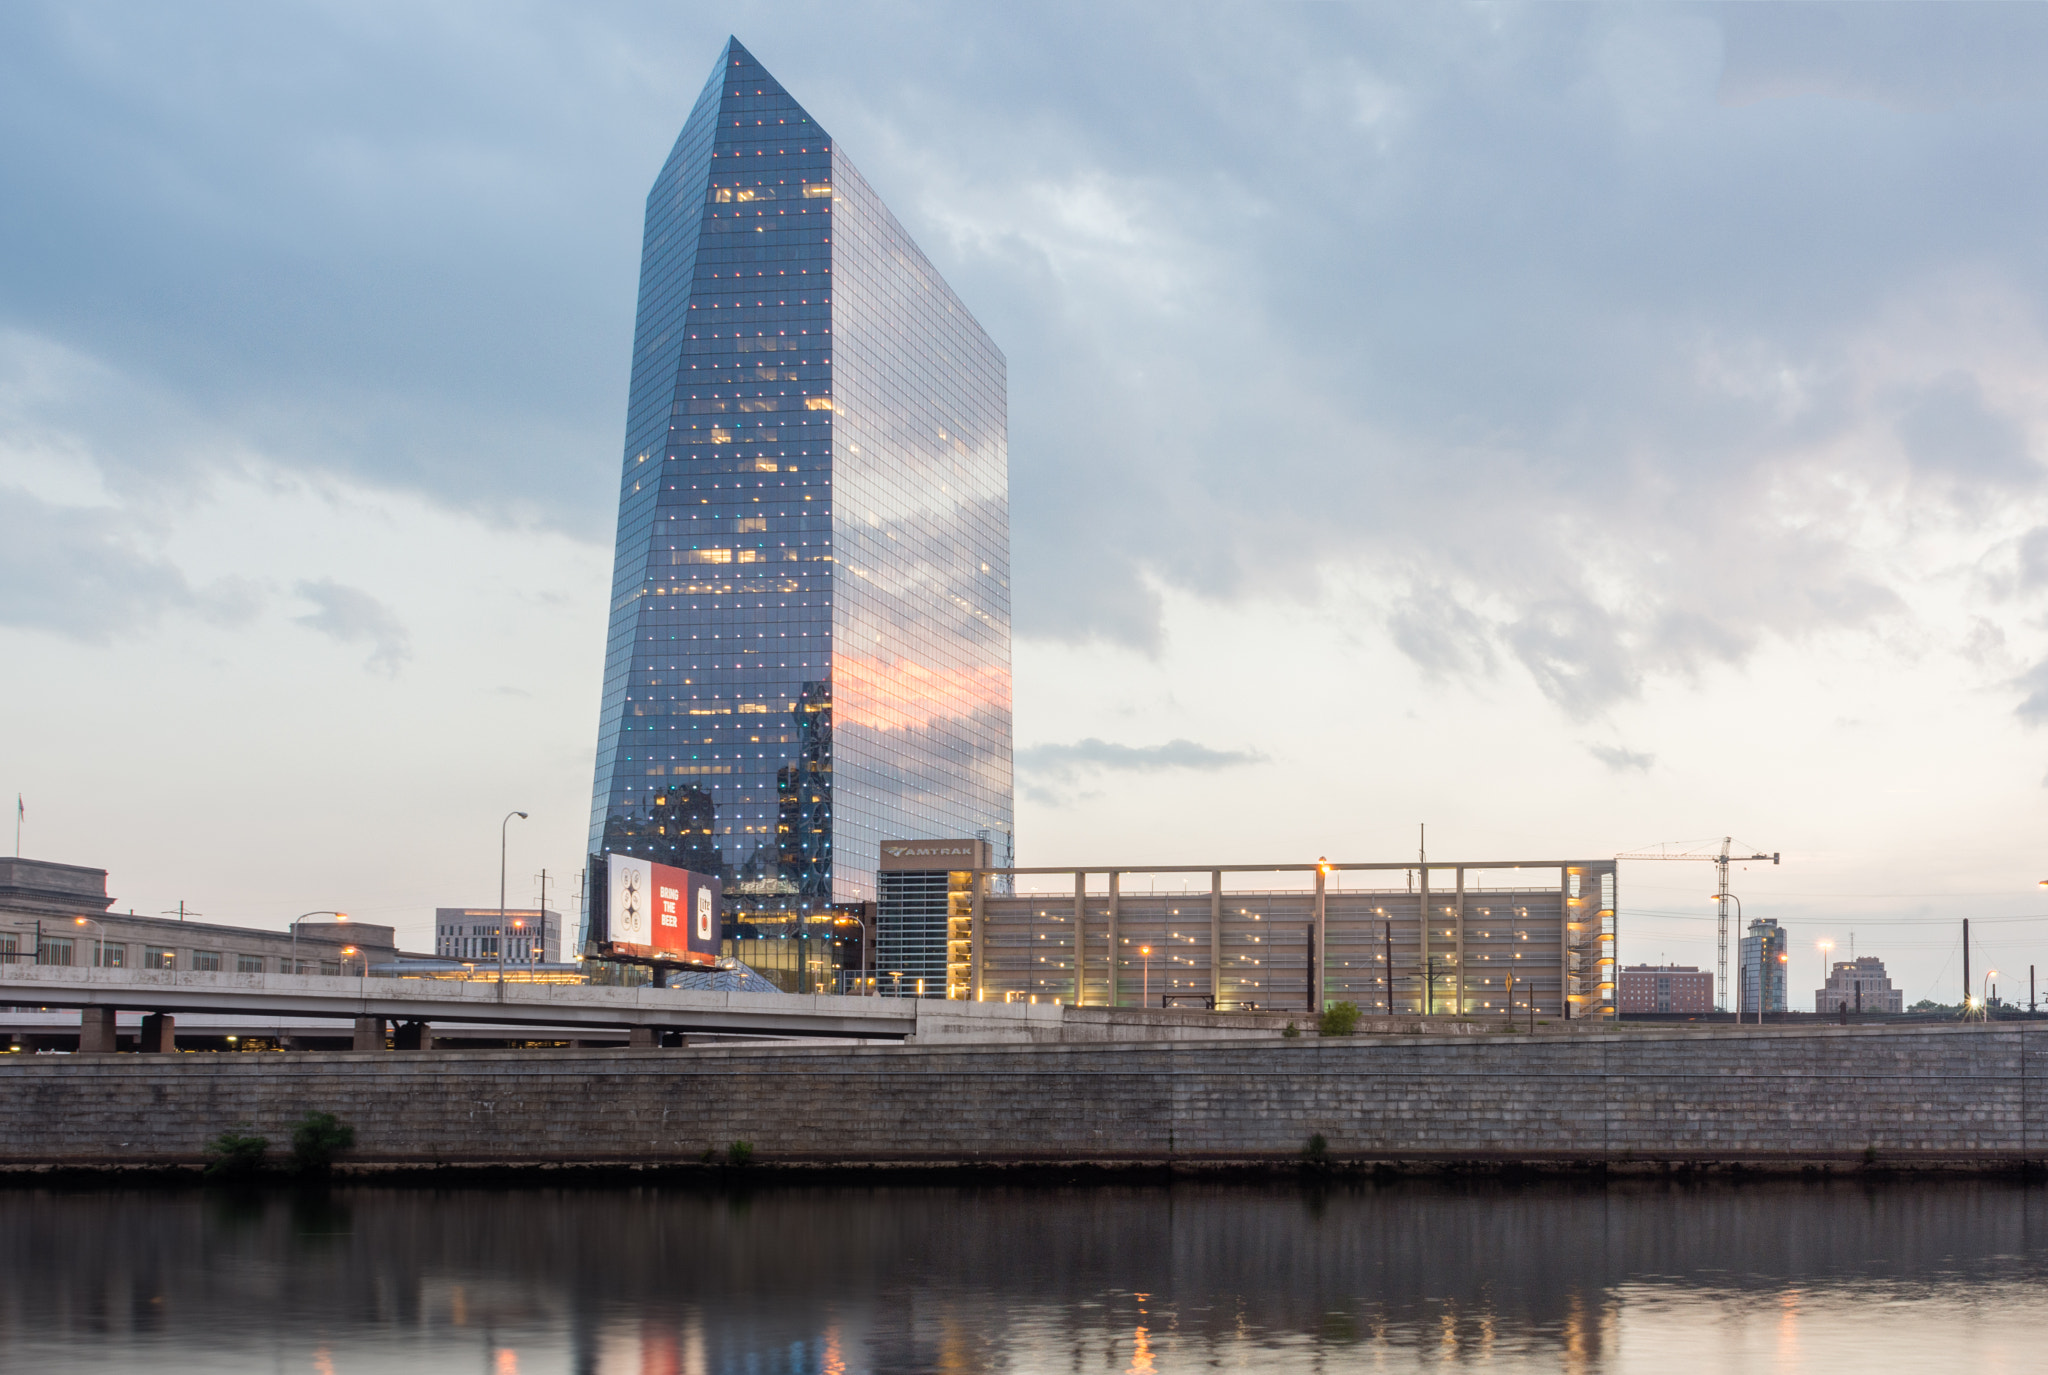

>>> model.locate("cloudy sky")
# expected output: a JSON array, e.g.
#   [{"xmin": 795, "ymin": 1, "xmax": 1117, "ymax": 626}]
[{"xmin": 6, "ymin": 1, "xmax": 2048, "ymax": 1004}]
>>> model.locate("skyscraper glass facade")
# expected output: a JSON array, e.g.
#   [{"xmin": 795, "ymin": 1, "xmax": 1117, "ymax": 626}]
[
  {"xmin": 1739, "ymin": 918, "xmax": 1788, "ymax": 1015},
  {"xmin": 586, "ymin": 38, "xmax": 1012, "ymax": 952}
]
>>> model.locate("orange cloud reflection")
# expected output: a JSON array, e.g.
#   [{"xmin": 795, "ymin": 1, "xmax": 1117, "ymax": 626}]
[{"xmin": 834, "ymin": 652, "xmax": 1010, "ymax": 733}]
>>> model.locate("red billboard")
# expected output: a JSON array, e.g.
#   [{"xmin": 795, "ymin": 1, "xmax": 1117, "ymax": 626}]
[{"xmin": 604, "ymin": 853, "xmax": 722, "ymax": 966}]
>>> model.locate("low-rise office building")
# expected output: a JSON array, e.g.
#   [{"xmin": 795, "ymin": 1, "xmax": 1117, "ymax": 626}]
[
  {"xmin": 876, "ymin": 843, "xmax": 1619, "ymax": 1017},
  {"xmin": 1618, "ymin": 964, "xmax": 1713, "ymax": 1014},
  {"xmin": 1815, "ymin": 955, "xmax": 1903, "ymax": 1013},
  {"xmin": 434, "ymin": 908, "xmax": 562, "ymax": 964}
]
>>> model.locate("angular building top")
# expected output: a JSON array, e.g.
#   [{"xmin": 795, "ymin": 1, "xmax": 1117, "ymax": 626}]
[{"xmin": 586, "ymin": 38, "xmax": 1013, "ymax": 945}]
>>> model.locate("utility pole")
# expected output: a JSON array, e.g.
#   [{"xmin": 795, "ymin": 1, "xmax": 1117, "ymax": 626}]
[
  {"xmin": 1962, "ymin": 918, "xmax": 1970, "ymax": 1014},
  {"xmin": 537, "ymin": 868, "xmax": 550, "ymax": 963}
]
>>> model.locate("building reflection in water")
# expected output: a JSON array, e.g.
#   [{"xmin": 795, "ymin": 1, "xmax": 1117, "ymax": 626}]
[{"xmin": 0, "ymin": 1183, "xmax": 2043, "ymax": 1373}]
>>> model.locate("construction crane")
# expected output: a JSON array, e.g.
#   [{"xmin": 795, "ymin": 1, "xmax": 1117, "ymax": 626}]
[{"xmin": 1615, "ymin": 838, "xmax": 1780, "ymax": 1013}]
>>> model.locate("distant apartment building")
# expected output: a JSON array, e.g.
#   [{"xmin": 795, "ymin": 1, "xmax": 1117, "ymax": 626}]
[
  {"xmin": 0, "ymin": 857, "xmax": 396, "ymax": 972},
  {"xmin": 1815, "ymin": 955, "xmax": 1903, "ymax": 1014},
  {"xmin": 434, "ymin": 909, "xmax": 561, "ymax": 964},
  {"xmin": 1619, "ymin": 964, "xmax": 1713, "ymax": 1013},
  {"xmin": 1738, "ymin": 918, "xmax": 1790, "ymax": 1015}
]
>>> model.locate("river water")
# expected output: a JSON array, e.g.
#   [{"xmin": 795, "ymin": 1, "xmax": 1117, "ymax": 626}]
[{"xmin": 1, "ymin": 1180, "xmax": 2043, "ymax": 1373}]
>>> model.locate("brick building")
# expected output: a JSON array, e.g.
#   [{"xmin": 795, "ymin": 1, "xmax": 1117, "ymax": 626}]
[{"xmin": 1618, "ymin": 963, "xmax": 1713, "ymax": 1014}]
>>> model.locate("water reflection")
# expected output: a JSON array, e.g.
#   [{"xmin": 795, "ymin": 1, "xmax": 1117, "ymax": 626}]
[{"xmin": 1, "ymin": 1181, "xmax": 2043, "ymax": 1372}]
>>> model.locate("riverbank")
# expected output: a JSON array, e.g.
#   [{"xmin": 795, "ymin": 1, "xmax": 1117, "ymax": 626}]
[{"xmin": 3, "ymin": 1022, "xmax": 2041, "ymax": 1177}]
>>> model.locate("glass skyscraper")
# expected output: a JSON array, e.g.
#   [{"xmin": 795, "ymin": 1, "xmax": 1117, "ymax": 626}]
[{"xmin": 585, "ymin": 38, "xmax": 1012, "ymax": 957}]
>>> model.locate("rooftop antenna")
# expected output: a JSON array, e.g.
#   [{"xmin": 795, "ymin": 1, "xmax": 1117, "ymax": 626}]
[{"xmin": 160, "ymin": 901, "xmax": 201, "ymax": 923}]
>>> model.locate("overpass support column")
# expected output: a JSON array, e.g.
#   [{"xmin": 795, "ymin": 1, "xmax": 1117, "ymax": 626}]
[
  {"xmin": 1073, "ymin": 871, "xmax": 1087, "ymax": 1006},
  {"xmin": 353, "ymin": 1016, "xmax": 388, "ymax": 1052},
  {"xmin": 78, "ymin": 1007, "xmax": 118, "ymax": 1054},
  {"xmin": 393, "ymin": 1020, "xmax": 428, "ymax": 1051},
  {"xmin": 1210, "ymin": 870, "xmax": 1223, "ymax": 1009},
  {"xmin": 628, "ymin": 1027, "xmax": 657, "ymax": 1048},
  {"xmin": 1107, "ymin": 872, "xmax": 1120, "ymax": 1006},
  {"xmin": 140, "ymin": 1013, "xmax": 175, "ymax": 1052}
]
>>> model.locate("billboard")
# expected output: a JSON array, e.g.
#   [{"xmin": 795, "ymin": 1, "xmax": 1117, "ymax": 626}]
[{"xmin": 604, "ymin": 853, "xmax": 722, "ymax": 966}]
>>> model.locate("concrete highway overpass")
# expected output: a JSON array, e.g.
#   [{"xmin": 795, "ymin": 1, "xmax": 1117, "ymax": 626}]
[{"xmin": 0, "ymin": 965, "xmax": 1306, "ymax": 1049}]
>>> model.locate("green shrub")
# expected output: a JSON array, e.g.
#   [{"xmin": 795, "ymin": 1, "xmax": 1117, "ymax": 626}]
[
  {"xmin": 726, "ymin": 1140, "xmax": 755, "ymax": 1166},
  {"xmin": 1304, "ymin": 1133, "xmax": 1329, "ymax": 1163},
  {"xmin": 1282, "ymin": 1021, "xmax": 1300, "ymax": 1039},
  {"xmin": 1318, "ymin": 1001, "xmax": 1361, "ymax": 1036},
  {"xmin": 289, "ymin": 1111, "xmax": 355, "ymax": 1175},
  {"xmin": 204, "ymin": 1128, "xmax": 270, "ymax": 1180}
]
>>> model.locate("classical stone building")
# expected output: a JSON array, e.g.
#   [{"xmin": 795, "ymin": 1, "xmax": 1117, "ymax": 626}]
[
  {"xmin": 0, "ymin": 857, "xmax": 395, "ymax": 975},
  {"xmin": 1815, "ymin": 955, "xmax": 1903, "ymax": 1014}
]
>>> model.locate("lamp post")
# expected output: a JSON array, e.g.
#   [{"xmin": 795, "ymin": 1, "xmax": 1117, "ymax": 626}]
[
  {"xmin": 72, "ymin": 916, "xmax": 104, "ymax": 969},
  {"xmin": 289, "ymin": 911, "xmax": 348, "ymax": 976},
  {"xmin": 1817, "ymin": 939, "xmax": 1834, "ymax": 1014},
  {"xmin": 1140, "ymin": 946, "xmax": 1152, "ymax": 1007},
  {"xmin": 1984, "ymin": 968, "xmax": 1999, "ymax": 1019},
  {"xmin": 499, "ymin": 810, "xmax": 529, "ymax": 986},
  {"xmin": 1776, "ymin": 952, "xmax": 1788, "ymax": 1025}
]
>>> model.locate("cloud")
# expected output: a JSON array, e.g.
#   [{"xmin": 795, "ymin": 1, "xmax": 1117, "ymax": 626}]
[
  {"xmin": 1587, "ymin": 743, "xmax": 1655, "ymax": 773},
  {"xmin": 2015, "ymin": 658, "xmax": 2048, "ymax": 726},
  {"xmin": 293, "ymin": 578, "xmax": 411, "ymax": 675},
  {"xmin": 6, "ymin": 2, "xmax": 2048, "ymax": 722},
  {"xmin": 1018, "ymin": 737, "xmax": 1267, "ymax": 786},
  {"xmin": 1896, "ymin": 372, "xmax": 2039, "ymax": 490},
  {"xmin": 1387, "ymin": 585, "xmax": 1496, "ymax": 681},
  {"xmin": 0, "ymin": 486, "xmax": 199, "ymax": 640}
]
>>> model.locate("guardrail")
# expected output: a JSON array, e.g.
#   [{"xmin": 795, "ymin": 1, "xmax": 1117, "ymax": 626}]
[{"xmin": 0, "ymin": 963, "xmax": 917, "ymax": 1040}]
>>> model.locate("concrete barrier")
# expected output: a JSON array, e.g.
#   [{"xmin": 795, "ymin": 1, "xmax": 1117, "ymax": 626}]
[{"xmin": 0, "ymin": 1021, "xmax": 2039, "ymax": 1172}]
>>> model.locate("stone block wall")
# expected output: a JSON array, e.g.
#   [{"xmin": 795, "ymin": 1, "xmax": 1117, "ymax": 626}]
[{"xmin": 0, "ymin": 1023, "xmax": 2039, "ymax": 1170}]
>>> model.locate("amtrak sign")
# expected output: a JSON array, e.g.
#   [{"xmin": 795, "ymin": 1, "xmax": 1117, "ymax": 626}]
[{"xmin": 878, "ymin": 839, "xmax": 989, "ymax": 872}]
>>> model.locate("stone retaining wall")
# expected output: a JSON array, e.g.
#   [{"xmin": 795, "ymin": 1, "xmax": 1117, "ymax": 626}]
[{"xmin": 1, "ymin": 1022, "xmax": 2038, "ymax": 1171}]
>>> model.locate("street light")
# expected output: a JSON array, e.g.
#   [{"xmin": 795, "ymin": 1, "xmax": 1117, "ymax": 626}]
[
  {"xmin": 72, "ymin": 916, "xmax": 104, "ymax": 969},
  {"xmin": 499, "ymin": 810, "xmax": 529, "ymax": 986},
  {"xmin": 289, "ymin": 911, "xmax": 348, "ymax": 975},
  {"xmin": 1818, "ymin": 939, "xmax": 1834, "ymax": 1014},
  {"xmin": 1985, "ymin": 968, "xmax": 2000, "ymax": 1017},
  {"xmin": 1140, "ymin": 946, "xmax": 1152, "ymax": 1006}
]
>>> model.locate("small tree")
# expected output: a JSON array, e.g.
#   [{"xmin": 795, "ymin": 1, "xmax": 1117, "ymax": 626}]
[
  {"xmin": 726, "ymin": 1140, "xmax": 755, "ymax": 1166},
  {"xmin": 1318, "ymin": 1001, "xmax": 1361, "ymax": 1036},
  {"xmin": 204, "ymin": 1128, "xmax": 270, "ymax": 1180},
  {"xmin": 289, "ymin": 1111, "xmax": 355, "ymax": 1175}
]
